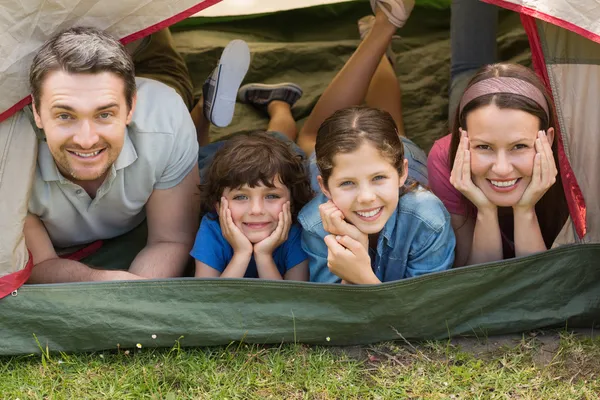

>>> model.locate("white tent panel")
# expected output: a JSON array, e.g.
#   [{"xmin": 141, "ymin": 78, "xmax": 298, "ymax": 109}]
[
  {"xmin": 194, "ymin": 0, "xmax": 356, "ymax": 17},
  {"xmin": 0, "ymin": 0, "xmax": 216, "ymax": 122},
  {"xmin": 484, "ymin": 0, "xmax": 600, "ymax": 42}
]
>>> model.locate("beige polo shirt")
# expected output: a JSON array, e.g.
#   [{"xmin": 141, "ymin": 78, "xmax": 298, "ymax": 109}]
[{"xmin": 28, "ymin": 78, "xmax": 199, "ymax": 248}]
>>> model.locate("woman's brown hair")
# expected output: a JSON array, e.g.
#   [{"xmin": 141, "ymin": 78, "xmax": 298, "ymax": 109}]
[
  {"xmin": 315, "ymin": 106, "xmax": 414, "ymax": 192},
  {"xmin": 450, "ymin": 63, "xmax": 569, "ymax": 248},
  {"xmin": 199, "ymin": 131, "xmax": 314, "ymax": 222}
]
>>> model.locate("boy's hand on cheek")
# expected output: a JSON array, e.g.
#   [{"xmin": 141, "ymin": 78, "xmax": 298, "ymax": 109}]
[
  {"xmin": 219, "ymin": 198, "xmax": 253, "ymax": 257},
  {"xmin": 254, "ymin": 201, "xmax": 292, "ymax": 257},
  {"xmin": 324, "ymin": 235, "xmax": 378, "ymax": 284},
  {"xmin": 319, "ymin": 201, "xmax": 368, "ymax": 250}
]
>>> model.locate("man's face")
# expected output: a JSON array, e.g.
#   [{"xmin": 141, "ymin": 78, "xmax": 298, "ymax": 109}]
[{"xmin": 33, "ymin": 70, "xmax": 135, "ymax": 184}]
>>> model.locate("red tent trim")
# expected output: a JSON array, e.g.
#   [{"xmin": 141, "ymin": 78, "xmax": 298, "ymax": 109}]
[
  {"xmin": 483, "ymin": 0, "xmax": 600, "ymax": 44},
  {"xmin": 0, "ymin": 0, "xmax": 222, "ymax": 123},
  {"xmin": 519, "ymin": 13, "xmax": 587, "ymax": 238}
]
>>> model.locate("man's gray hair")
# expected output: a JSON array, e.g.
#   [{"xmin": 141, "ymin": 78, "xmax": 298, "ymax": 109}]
[{"xmin": 29, "ymin": 26, "xmax": 136, "ymax": 109}]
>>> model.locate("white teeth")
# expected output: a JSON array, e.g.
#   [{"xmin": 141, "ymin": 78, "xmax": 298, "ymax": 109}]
[
  {"xmin": 356, "ymin": 207, "xmax": 382, "ymax": 218},
  {"xmin": 73, "ymin": 150, "xmax": 100, "ymax": 158},
  {"xmin": 490, "ymin": 179, "xmax": 518, "ymax": 187}
]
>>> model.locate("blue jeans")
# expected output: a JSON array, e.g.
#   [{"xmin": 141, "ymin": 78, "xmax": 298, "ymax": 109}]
[
  {"xmin": 449, "ymin": 0, "xmax": 498, "ymax": 121},
  {"xmin": 308, "ymin": 136, "xmax": 429, "ymax": 193}
]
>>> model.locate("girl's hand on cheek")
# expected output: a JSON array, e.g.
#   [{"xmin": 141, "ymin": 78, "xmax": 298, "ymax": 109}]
[
  {"xmin": 219, "ymin": 198, "xmax": 253, "ymax": 256},
  {"xmin": 254, "ymin": 201, "xmax": 292, "ymax": 256},
  {"xmin": 324, "ymin": 235, "xmax": 378, "ymax": 284},
  {"xmin": 515, "ymin": 131, "xmax": 557, "ymax": 212},
  {"xmin": 450, "ymin": 129, "xmax": 495, "ymax": 211},
  {"xmin": 319, "ymin": 200, "xmax": 368, "ymax": 250}
]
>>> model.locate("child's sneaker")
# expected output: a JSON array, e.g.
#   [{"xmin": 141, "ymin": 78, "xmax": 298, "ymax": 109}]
[
  {"xmin": 358, "ymin": 15, "xmax": 396, "ymax": 68},
  {"xmin": 237, "ymin": 82, "xmax": 303, "ymax": 114},
  {"xmin": 370, "ymin": 0, "xmax": 415, "ymax": 28},
  {"xmin": 202, "ymin": 40, "xmax": 251, "ymax": 127}
]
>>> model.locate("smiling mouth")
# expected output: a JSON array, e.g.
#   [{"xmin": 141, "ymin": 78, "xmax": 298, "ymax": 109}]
[
  {"xmin": 355, "ymin": 207, "xmax": 383, "ymax": 220},
  {"xmin": 488, "ymin": 178, "xmax": 520, "ymax": 191},
  {"xmin": 243, "ymin": 222, "xmax": 271, "ymax": 229},
  {"xmin": 68, "ymin": 149, "xmax": 105, "ymax": 158}
]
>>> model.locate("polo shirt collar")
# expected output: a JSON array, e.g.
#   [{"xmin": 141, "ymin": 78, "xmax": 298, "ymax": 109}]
[{"xmin": 38, "ymin": 128, "xmax": 137, "ymax": 182}]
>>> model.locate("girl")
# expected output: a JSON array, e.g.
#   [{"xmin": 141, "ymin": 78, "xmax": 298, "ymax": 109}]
[
  {"xmin": 293, "ymin": 0, "xmax": 455, "ymax": 284},
  {"xmin": 427, "ymin": 63, "xmax": 569, "ymax": 266}
]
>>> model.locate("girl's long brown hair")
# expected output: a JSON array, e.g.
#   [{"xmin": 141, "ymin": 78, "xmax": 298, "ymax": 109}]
[{"xmin": 450, "ymin": 63, "xmax": 569, "ymax": 248}]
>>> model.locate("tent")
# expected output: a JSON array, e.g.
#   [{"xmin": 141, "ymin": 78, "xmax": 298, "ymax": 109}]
[{"xmin": 1, "ymin": 0, "xmax": 599, "ymax": 356}]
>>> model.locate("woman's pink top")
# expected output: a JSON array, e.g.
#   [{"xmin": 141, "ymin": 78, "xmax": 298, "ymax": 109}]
[{"xmin": 427, "ymin": 134, "xmax": 469, "ymax": 216}]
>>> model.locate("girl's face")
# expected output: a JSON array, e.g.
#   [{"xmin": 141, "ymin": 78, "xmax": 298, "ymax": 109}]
[
  {"xmin": 465, "ymin": 104, "xmax": 554, "ymax": 207},
  {"xmin": 319, "ymin": 142, "xmax": 408, "ymax": 235}
]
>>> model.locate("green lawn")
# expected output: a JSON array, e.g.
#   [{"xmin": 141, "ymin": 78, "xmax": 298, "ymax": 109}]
[{"xmin": 1, "ymin": 331, "xmax": 599, "ymax": 399}]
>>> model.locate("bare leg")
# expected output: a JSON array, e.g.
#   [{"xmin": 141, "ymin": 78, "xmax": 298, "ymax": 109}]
[
  {"xmin": 296, "ymin": 10, "xmax": 397, "ymax": 155},
  {"xmin": 190, "ymin": 96, "xmax": 210, "ymax": 146},
  {"xmin": 267, "ymin": 101, "xmax": 297, "ymax": 141},
  {"xmin": 364, "ymin": 56, "xmax": 405, "ymax": 137}
]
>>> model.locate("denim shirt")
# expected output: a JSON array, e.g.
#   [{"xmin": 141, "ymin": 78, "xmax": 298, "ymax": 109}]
[{"xmin": 298, "ymin": 188, "xmax": 456, "ymax": 283}]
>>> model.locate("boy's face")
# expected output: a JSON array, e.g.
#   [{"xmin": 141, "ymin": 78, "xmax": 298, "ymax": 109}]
[{"xmin": 221, "ymin": 175, "xmax": 291, "ymax": 243}]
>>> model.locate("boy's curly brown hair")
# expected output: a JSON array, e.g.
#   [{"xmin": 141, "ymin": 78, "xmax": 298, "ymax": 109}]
[{"xmin": 199, "ymin": 131, "xmax": 314, "ymax": 223}]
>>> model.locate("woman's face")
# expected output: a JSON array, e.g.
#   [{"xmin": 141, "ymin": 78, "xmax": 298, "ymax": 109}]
[{"xmin": 465, "ymin": 104, "xmax": 554, "ymax": 207}]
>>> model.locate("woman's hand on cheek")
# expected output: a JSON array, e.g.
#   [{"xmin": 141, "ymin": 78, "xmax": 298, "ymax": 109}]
[
  {"xmin": 254, "ymin": 201, "xmax": 292, "ymax": 256},
  {"xmin": 515, "ymin": 131, "xmax": 557, "ymax": 212},
  {"xmin": 319, "ymin": 201, "xmax": 368, "ymax": 250},
  {"xmin": 219, "ymin": 197, "xmax": 253, "ymax": 256},
  {"xmin": 324, "ymin": 235, "xmax": 379, "ymax": 284},
  {"xmin": 450, "ymin": 129, "xmax": 495, "ymax": 212}
]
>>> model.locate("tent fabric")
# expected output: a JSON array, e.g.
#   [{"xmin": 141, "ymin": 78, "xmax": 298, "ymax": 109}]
[
  {"xmin": 1, "ymin": 4, "xmax": 599, "ymax": 355},
  {"xmin": 0, "ymin": 0, "xmax": 222, "ymax": 123},
  {"xmin": 488, "ymin": 0, "xmax": 599, "ymax": 242},
  {"xmin": 0, "ymin": 0, "xmax": 223, "ymax": 297},
  {"xmin": 2, "ymin": 242, "xmax": 599, "ymax": 355},
  {"xmin": 0, "ymin": 112, "xmax": 37, "ymax": 297},
  {"xmin": 483, "ymin": 0, "xmax": 600, "ymax": 44},
  {"xmin": 533, "ymin": 18, "xmax": 600, "ymax": 243}
]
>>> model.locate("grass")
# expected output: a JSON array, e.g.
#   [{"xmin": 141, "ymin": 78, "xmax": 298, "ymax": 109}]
[{"xmin": 1, "ymin": 331, "xmax": 599, "ymax": 399}]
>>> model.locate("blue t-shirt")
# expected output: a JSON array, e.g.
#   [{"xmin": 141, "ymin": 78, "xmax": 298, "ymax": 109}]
[{"xmin": 191, "ymin": 214, "xmax": 308, "ymax": 278}]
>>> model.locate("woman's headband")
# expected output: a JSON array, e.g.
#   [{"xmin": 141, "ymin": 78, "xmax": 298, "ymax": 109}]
[{"xmin": 458, "ymin": 77, "xmax": 550, "ymax": 119}]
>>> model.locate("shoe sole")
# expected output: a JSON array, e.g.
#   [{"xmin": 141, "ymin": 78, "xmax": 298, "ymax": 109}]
[
  {"xmin": 237, "ymin": 82, "xmax": 303, "ymax": 104},
  {"xmin": 208, "ymin": 40, "xmax": 251, "ymax": 127}
]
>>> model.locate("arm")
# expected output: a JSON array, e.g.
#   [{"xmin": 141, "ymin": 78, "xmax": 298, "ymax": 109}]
[
  {"xmin": 24, "ymin": 214, "xmax": 141, "ymax": 283},
  {"xmin": 513, "ymin": 208, "xmax": 546, "ymax": 257},
  {"xmin": 513, "ymin": 131, "xmax": 557, "ymax": 257},
  {"xmin": 129, "ymin": 165, "xmax": 200, "ymax": 278},
  {"xmin": 449, "ymin": 130, "xmax": 503, "ymax": 265},
  {"xmin": 283, "ymin": 260, "xmax": 309, "ymax": 281},
  {"xmin": 465, "ymin": 209, "xmax": 503, "ymax": 265},
  {"xmin": 194, "ymin": 257, "xmax": 251, "ymax": 278}
]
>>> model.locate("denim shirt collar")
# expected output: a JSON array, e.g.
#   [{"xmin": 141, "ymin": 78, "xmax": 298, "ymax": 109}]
[{"xmin": 378, "ymin": 196, "xmax": 400, "ymax": 251}]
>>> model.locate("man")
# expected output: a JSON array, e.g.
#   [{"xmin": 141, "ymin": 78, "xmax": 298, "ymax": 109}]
[{"xmin": 23, "ymin": 27, "xmax": 201, "ymax": 282}]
